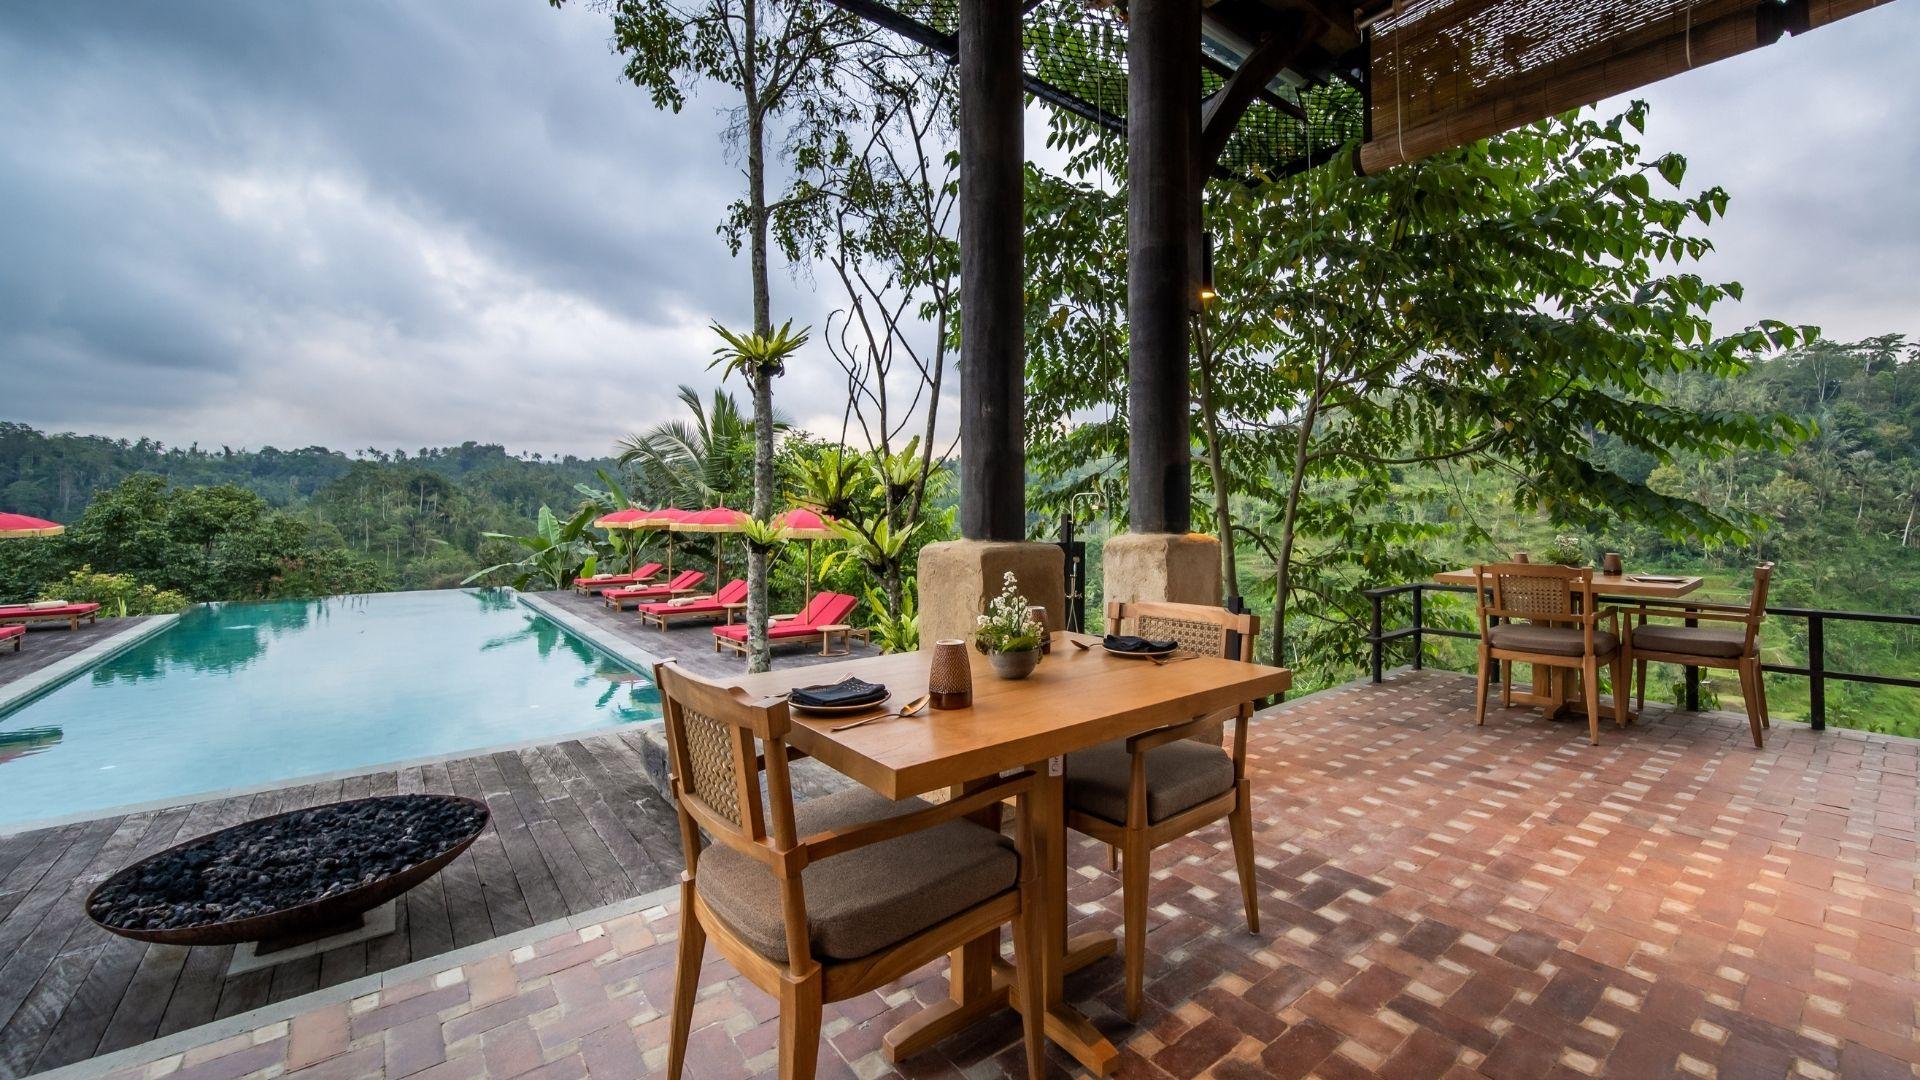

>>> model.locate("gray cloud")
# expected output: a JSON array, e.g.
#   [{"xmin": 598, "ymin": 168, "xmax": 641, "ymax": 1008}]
[{"xmin": 0, "ymin": 3, "xmax": 1913, "ymax": 459}]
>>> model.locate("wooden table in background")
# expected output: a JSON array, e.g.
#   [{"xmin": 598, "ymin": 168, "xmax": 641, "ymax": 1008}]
[
  {"xmin": 731, "ymin": 632, "xmax": 1292, "ymax": 1075},
  {"xmin": 1433, "ymin": 568, "xmax": 1704, "ymax": 718}
]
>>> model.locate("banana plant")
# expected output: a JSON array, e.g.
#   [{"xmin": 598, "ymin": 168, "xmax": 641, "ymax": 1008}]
[{"xmin": 463, "ymin": 505, "xmax": 599, "ymax": 591}]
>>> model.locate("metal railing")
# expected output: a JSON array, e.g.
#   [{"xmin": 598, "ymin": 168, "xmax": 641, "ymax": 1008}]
[{"xmin": 1362, "ymin": 582, "xmax": 1920, "ymax": 732}]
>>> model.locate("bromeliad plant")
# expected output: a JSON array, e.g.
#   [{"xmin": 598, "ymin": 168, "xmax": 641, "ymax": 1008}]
[{"xmin": 974, "ymin": 571, "xmax": 1044, "ymax": 655}]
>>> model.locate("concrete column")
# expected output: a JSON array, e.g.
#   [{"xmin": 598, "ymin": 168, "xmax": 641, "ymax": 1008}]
[
  {"xmin": 919, "ymin": 0, "xmax": 1065, "ymax": 645},
  {"xmin": 1107, "ymin": 0, "xmax": 1221, "ymax": 610},
  {"xmin": 957, "ymin": 0, "xmax": 1025, "ymax": 542},
  {"xmin": 1126, "ymin": 0, "xmax": 1199, "ymax": 535}
]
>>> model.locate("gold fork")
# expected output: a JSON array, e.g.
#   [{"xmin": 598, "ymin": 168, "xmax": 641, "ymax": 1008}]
[{"xmin": 831, "ymin": 694, "xmax": 932, "ymax": 732}]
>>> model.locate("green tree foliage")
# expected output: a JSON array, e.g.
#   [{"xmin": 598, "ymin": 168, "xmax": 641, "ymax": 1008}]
[
  {"xmin": 0, "ymin": 425, "xmax": 619, "ymax": 600},
  {"xmin": 39, "ymin": 567, "xmax": 190, "ymax": 616},
  {"xmin": 1026, "ymin": 102, "xmax": 1811, "ymax": 681},
  {"xmin": 44, "ymin": 474, "xmax": 383, "ymax": 602}
]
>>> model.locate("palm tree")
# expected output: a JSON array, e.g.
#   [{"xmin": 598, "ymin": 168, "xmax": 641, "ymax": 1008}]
[{"xmin": 615, "ymin": 385, "xmax": 771, "ymax": 508}]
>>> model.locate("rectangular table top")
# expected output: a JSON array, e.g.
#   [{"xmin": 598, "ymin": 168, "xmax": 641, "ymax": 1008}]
[
  {"xmin": 1432, "ymin": 566, "xmax": 1704, "ymax": 600},
  {"xmin": 726, "ymin": 633, "xmax": 1293, "ymax": 800}
]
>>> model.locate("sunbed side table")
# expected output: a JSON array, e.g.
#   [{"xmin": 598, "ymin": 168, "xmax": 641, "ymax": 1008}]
[{"xmin": 817, "ymin": 624, "xmax": 869, "ymax": 656}]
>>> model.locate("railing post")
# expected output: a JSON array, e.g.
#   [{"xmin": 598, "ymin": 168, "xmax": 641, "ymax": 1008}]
[
  {"xmin": 1808, "ymin": 613, "xmax": 1826, "ymax": 731},
  {"xmin": 1369, "ymin": 591, "xmax": 1384, "ymax": 683},
  {"xmin": 1684, "ymin": 606, "xmax": 1700, "ymax": 710},
  {"xmin": 1410, "ymin": 586, "xmax": 1425, "ymax": 671}
]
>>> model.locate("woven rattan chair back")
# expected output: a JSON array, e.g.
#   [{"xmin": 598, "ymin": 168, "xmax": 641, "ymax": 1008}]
[
  {"xmin": 1475, "ymin": 562, "xmax": 1594, "ymax": 623},
  {"xmin": 1106, "ymin": 600, "xmax": 1257, "ymax": 662},
  {"xmin": 652, "ymin": 661, "xmax": 797, "ymax": 860}
]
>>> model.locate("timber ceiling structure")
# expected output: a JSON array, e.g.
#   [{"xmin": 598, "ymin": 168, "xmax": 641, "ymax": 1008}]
[{"xmin": 825, "ymin": 0, "xmax": 1894, "ymax": 176}]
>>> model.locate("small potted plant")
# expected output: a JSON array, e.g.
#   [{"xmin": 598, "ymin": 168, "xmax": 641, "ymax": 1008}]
[
  {"xmin": 1543, "ymin": 534, "xmax": 1588, "ymax": 567},
  {"xmin": 975, "ymin": 571, "xmax": 1045, "ymax": 679}
]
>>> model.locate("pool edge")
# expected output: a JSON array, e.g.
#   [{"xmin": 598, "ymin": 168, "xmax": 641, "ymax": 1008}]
[
  {"xmin": 515, "ymin": 590, "xmax": 670, "ymax": 674},
  {"xmin": 0, "ymin": 613, "xmax": 181, "ymax": 718}
]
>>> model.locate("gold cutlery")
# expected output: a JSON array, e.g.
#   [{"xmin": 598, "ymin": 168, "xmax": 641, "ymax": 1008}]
[{"xmin": 831, "ymin": 694, "xmax": 932, "ymax": 732}]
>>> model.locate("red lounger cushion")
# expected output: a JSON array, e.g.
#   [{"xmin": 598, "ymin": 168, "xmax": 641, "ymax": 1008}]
[
  {"xmin": 578, "ymin": 562, "xmax": 663, "ymax": 586},
  {"xmin": 0, "ymin": 603, "xmax": 100, "ymax": 618},
  {"xmin": 711, "ymin": 593, "xmax": 857, "ymax": 641},
  {"xmin": 0, "ymin": 625, "xmax": 23, "ymax": 639},
  {"xmin": 607, "ymin": 570, "xmax": 706, "ymax": 600},
  {"xmin": 636, "ymin": 579, "xmax": 749, "ymax": 616}
]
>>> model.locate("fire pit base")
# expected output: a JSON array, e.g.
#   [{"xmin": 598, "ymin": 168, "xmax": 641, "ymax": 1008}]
[{"xmin": 227, "ymin": 901, "xmax": 401, "ymax": 976}]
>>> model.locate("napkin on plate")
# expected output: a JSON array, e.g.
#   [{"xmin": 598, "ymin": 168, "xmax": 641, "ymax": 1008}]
[
  {"xmin": 790, "ymin": 676, "xmax": 888, "ymax": 708},
  {"xmin": 1103, "ymin": 634, "xmax": 1179, "ymax": 654}
]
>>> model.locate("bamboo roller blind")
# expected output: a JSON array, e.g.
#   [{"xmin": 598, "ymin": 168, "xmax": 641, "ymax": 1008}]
[{"xmin": 1362, "ymin": 0, "xmax": 1891, "ymax": 172}]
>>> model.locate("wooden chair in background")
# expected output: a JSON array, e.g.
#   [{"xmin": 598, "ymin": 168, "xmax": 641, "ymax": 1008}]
[
  {"xmin": 652, "ymin": 661, "xmax": 1046, "ymax": 1079},
  {"xmin": 1627, "ymin": 563, "xmax": 1773, "ymax": 748},
  {"xmin": 1472, "ymin": 563, "xmax": 1626, "ymax": 745},
  {"xmin": 1066, "ymin": 600, "xmax": 1262, "ymax": 1021}
]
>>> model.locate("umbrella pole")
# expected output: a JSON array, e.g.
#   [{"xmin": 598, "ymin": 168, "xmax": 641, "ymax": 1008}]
[{"xmin": 804, "ymin": 540, "xmax": 814, "ymax": 605}]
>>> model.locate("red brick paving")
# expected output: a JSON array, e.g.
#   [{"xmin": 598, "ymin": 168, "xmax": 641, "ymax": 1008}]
[{"xmin": 96, "ymin": 670, "xmax": 1920, "ymax": 1078}]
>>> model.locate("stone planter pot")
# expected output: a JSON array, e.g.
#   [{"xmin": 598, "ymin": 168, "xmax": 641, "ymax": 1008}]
[{"xmin": 987, "ymin": 648, "xmax": 1041, "ymax": 680}]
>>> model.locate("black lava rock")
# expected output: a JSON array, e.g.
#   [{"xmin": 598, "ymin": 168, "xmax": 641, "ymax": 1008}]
[{"xmin": 88, "ymin": 795, "xmax": 488, "ymax": 933}]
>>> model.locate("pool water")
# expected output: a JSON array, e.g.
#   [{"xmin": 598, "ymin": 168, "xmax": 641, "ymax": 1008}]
[{"xmin": 0, "ymin": 590, "xmax": 659, "ymax": 827}]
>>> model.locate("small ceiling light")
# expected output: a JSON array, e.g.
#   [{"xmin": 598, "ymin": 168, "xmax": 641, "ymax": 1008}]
[{"xmin": 1198, "ymin": 231, "xmax": 1218, "ymax": 304}]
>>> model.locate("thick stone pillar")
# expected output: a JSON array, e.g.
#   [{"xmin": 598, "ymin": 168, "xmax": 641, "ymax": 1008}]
[
  {"xmin": 1109, "ymin": 0, "xmax": 1221, "ymax": 608},
  {"xmin": 917, "ymin": 0, "xmax": 1064, "ymax": 645}
]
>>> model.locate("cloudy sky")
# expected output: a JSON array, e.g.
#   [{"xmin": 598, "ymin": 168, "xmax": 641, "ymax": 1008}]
[{"xmin": 2, "ymin": 2, "xmax": 1914, "ymax": 459}]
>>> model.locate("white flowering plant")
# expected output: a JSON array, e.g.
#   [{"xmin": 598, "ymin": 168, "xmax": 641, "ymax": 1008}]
[{"xmin": 974, "ymin": 571, "xmax": 1044, "ymax": 654}]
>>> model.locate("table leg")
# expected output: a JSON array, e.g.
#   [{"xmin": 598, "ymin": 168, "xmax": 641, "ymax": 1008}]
[{"xmin": 883, "ymin": 763, "xmax": 1119, "ymax": 1073}]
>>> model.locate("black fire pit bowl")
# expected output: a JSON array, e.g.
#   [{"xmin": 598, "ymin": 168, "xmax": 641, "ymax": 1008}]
[{"xmin": 87, "ymin": 794, "xmax": 489, "ymax": 952}]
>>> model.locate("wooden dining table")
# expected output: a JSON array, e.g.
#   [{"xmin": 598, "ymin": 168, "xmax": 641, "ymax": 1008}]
[
  {"xmin": 1433, "ymin": 566, "xmax": 1704, "ymax": 718},
  {"xmin": 729, "ymin": 631, "xmax": 1292, "ymax": 1075}
]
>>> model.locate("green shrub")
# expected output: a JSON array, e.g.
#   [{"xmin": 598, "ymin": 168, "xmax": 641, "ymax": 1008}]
[{"xmin": 41, "ymin": 566, "xmax": 191, "ymax": 616}]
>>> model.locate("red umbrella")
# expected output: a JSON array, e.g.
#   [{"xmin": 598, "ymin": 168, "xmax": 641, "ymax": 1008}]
[
  {"xmin": 0, "ymin": 513, "xmax": 64, "ymax": 539},
  {"xmin": 774, "ymin": 508, "xmax": 841, "ymax": 601},
  {"xmin": 670, "ymin": 507, "xmax": 750, "ymax": 584},
  {"xmin": 595, "ymin": 507, "xmax": 689, "ymax": 572}
]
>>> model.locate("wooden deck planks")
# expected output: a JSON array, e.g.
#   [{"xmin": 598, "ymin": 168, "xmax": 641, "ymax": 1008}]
[{"xmin": 0, "ymin": 728, "xmax": 680, "ymax": 1079}]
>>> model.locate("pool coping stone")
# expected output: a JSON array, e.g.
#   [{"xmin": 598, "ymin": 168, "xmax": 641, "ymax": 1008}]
[{"xmin": 0, "ymin": 612, "xmax": 179, "ymax": 716}]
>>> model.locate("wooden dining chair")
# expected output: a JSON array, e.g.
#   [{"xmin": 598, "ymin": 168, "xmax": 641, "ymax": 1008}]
[
  {"xmin": 652, "ymin": 661, "xmax": 1045, "ymax": 1080},
  {"xmin": 1626, "ymin": 563, "xmax": 1772, "ymax": 748},
  {"xmin": 1472, "ymin": 563, "xmax": 1626, "ymax": 745},
  {"xmin": 1066, "ymin": 600, "xmax": 1261, "ymax": 1021}
]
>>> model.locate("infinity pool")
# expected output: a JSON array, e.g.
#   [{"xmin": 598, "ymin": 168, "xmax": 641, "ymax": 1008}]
[{"xmin": 0, "ymin": 590, "xmax": 659, "ymax": 828}]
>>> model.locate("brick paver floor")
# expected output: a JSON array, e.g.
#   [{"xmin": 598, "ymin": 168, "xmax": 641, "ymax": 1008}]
[{"xmin": 95, "ymin": 669, "xmax": 1920, "ymax": 1079}]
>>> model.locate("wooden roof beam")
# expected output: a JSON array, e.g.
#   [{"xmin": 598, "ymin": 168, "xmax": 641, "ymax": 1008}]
[{"xmin": 1199, "ymin": 12, "xmax": 1325, "ymax": 166}]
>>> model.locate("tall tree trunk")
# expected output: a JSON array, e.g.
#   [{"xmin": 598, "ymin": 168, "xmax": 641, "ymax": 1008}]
[
  {"xmin": 1193, "ymin": 314, "xmax": 1238, "ymax": 599},
  {"xmin": 1904, "ymin": 498, "xmax": 1916, "ymax": 548},
  {"xmin": 742, "ymin": 0, "xmax": 775, "ymax": 674},
  {"xmin": 1269, "ymin": 384, "xmax": 1322, "ymax": 671}
]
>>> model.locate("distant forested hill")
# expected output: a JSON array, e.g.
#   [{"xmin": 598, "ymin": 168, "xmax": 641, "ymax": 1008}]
[{"xmin": 0, "ymin": 423, "xmax": 619, "ymax": 592}]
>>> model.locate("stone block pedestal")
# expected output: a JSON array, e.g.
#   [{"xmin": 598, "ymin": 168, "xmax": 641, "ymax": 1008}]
[
  {"xmin": 1101, "ymin": 531, "xmax": 1222, "ymax": 609},
  {"xmin": 916, "ymin": 540, "xmax": 1067, "ymax": 648}
]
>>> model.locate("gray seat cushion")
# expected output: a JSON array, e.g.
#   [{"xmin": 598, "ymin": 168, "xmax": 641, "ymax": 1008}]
[
  {"xmin": 695, "ymin": 787, "xmax": 1016, "ymax": 963},
  {"xmin": 1632, "ymin": 623, "xmax": 1747, "ymax": 658},
  {"xmin": 1488, "ymin": 624, "xmax": 1619, "ymax": 658},
  {"xmin": 1065, "ymin": 740, "xmax": 1234, "ymax": 826}
]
